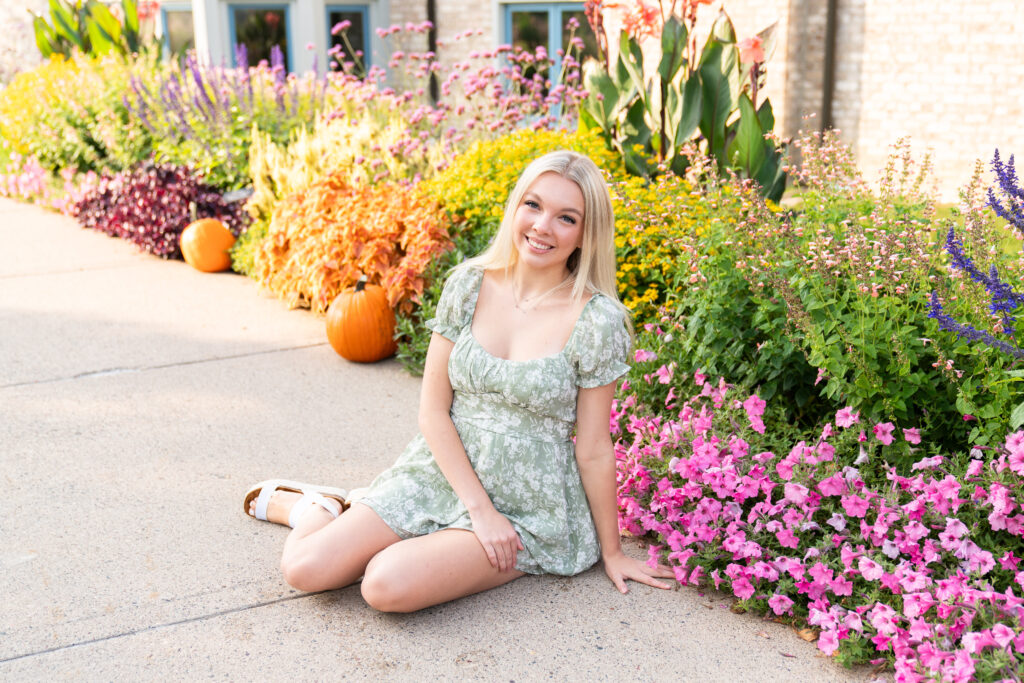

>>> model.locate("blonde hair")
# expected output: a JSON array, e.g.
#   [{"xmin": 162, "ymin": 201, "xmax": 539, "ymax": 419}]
[{"xmin": 461, "ymin": 150, "xmax": 628, "ymax": 317}]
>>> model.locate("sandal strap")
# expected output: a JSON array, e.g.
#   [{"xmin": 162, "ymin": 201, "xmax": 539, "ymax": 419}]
[
  {"xmin": 253, "ymin": 480, "xmax": 283, "ymax": 521},
  {"xmin": 287, "ymin": 489, "xmax": 342, "ymax": 528}
]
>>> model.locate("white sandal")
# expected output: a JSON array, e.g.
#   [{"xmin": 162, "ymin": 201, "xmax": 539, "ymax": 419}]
[{"xmin": 244, "ymin": 479, "xmax": 349, "ymax": 528}]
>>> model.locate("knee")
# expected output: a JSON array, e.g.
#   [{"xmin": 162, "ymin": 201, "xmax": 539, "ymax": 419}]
[
  {"xmin": 280, "ymin": 554, "xmax": 326, "ymax": 593},
  {"xmin": 360, "ymin": 557, "xmax": 414, "ymax": 613}
]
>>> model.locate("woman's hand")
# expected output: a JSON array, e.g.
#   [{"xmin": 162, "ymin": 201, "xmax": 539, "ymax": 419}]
[
  {"xmin": 469, "ymin": 506, "xmax": 524, "ymax": 573},
  {"xmin": 602, "ymin": 549, "xmax": 675, "ymax": 594}
]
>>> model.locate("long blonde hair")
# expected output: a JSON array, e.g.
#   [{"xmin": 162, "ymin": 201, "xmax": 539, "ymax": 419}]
[{"xmin": 461, "ymin": 150, "xmax": 627, "ymax": 317}]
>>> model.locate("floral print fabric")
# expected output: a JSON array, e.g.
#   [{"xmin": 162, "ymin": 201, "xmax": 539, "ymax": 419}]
[{"xmin": 348, "ymin": 265, "xmax": 631, "ymax": 575}]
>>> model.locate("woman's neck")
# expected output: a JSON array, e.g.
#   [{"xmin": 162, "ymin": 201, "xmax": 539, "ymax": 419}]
[{"xmin": 511, "ymin": 263, "xmax": 573, "ymax": 300}]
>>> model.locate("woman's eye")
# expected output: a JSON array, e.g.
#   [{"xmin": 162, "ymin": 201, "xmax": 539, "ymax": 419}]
[
  {"xmin": 524, "ymin": 200, "xmax": 539, "ymax": 209},
  {"xmin": 561, "ymin": 215, "xmax": 577, "ymax": 225}
]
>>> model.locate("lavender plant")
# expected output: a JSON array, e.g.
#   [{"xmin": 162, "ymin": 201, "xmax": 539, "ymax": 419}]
[{"xmin": 125, "ymin": 47, "xmax": 328, "ymax": 190}]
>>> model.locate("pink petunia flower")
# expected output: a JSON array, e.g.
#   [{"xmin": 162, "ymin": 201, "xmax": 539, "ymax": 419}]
[
  {"xmin": 731, "ymin": 576, "xmax": 755, "ymax": 600},
  {"xmin": 783, "ymin": 483, "xmax": 809, "ymax": 505},
  {"xmin": 902, "ymin": 427, "xmax": 921, "ymax": 444},
  {"xmin": 841, "ymin": 494, "xmax": 869, "ymax": 518},
  {"xmin": 768, "ymin": 593, "xmax": 794, "ymax": 615},
  {"xmin": 817, "ymin": 474, "xmax": 846, "ymax": 497},
  {"xmin": 817, "ymin": 628, "xmax": 840, "ymax": 655},
  {"xmin": 633, "ymin": 349, "xmax": 657, "ymax": 363},
  {"xmin": 835, "ymin": 407, "xmax": 859, "ymax": 428},
  {"xmin": 873, "ymin": 422, "xmax": 895, "ymax": 445},
  {"xmin": 858, "ymin": 557, "xmax": 883, "ymax": 581}
]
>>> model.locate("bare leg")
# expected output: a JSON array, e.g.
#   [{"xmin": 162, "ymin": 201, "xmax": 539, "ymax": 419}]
[
  {"xmin": 251, "ymin": 492, "xmax": 402, "ymax": 593},
  {"xmin": 360, "ymin": 528, "xmax": 525, "ymax": 613}
]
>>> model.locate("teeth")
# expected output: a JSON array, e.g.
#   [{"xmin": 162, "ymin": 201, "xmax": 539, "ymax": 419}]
[{"xmin": 526, "ymin": 236, "xmax": 553, "ymax": 250}]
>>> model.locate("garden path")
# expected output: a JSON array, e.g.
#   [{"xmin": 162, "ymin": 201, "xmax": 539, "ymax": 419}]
[{"xmin": 0, "ymin": 197, "xmax": 872, "ymax": 681}]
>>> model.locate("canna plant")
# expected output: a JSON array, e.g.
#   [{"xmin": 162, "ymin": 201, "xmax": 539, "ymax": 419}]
[
  {"xmin": 31, "ymin": 0, "xmax": 149, "ymax": 59},
  {"xmin": 580, "ymin": 3, "xmax": 785, "ymax": 200}
]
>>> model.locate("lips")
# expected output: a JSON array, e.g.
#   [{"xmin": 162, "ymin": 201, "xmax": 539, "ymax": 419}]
[{"xmin": 525, "ymin": 236, "xmax": 554, "ymax": 251}]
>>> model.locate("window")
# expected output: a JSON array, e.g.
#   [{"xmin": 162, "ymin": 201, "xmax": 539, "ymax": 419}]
[
  {"xmin": 503, "ymin": 3, "xmax": 599, "ymax": 84},
  {"xmin": 160, "ymin": 3, "xmax": 194, "ymax": 56},
  {"xmin": 229, "ymin": 4, "xmax": 291, "ymax": 71},
  {"xmin": 326, "ymin": 5, "xmax": 370, "ymax": 75}
]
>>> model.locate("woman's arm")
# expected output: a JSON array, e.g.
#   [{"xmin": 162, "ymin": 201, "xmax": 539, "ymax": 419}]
[
  {"xmin": 417, "ymin": 332, "xmax": 523, "ymax": 572},
  {"xmin": 575, "ymin": 381, "xmax": 675, "ymax": 593}
]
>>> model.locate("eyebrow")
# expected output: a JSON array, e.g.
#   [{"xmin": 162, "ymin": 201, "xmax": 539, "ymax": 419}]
[{"xmin": 524, "ymin": 191, "xmax": 583, "ymax": 217}]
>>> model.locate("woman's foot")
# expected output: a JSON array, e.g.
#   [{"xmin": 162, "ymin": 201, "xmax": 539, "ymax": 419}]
[
  {"xmin": 249, "ymin": 489, "xmax": 305, "ymax": 525},
  {"xmin": 244, "ymin": 481, "xmax": 347, "ymax": 528}
]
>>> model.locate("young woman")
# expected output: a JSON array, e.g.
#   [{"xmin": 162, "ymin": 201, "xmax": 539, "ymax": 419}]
[{"xmin": 244, "ymin": 150, "xmax": 674, "ymax": 612}]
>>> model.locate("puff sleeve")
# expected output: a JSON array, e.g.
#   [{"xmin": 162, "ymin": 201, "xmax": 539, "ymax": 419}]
[
  {"xmin": 425, "ymin": 266, "xmax": 482, "ymax": 341},
  {"xmin": 571, "ymin": 295, "xmax": 632, "ymax": 388}
]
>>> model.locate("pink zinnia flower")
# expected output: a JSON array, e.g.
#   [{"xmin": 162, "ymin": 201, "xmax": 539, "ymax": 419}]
[
  {"xmin": 835, "ymin": 407, "xmax": 859, "ymax": 428},
  {"xmin": 902, "ymin": 427, "xmax": 921, "ymax": 444},
  {"xmin": 872, "ymin": 422, "xmax": 895, "ymax": 445}
]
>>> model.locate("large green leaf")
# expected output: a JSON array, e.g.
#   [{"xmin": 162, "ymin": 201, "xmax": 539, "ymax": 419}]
[
  {"xmin": 698, "ymin": 44, "xmax": 731, "ymax": 164},
  {"xmin": 32, "ymin": 14, "xmax": 62, "ymax": 58},
  {"xmin": 86, "ymin": 0, "xmax": 122, "ymax": 53},
  {"xmin": 121, "ymin": 0, "xmax": 140, "ymax": 52},
  {"xmin": 674, "ymin": 72, "xmax": 702, "ymax": 146},
  {"xmin": 582, "ymin": 59, "xmax": 623, "ymax": 130},
  {"xmin": 756, "ymin": 98, "xmax": 775, "ymax": 132},
  {"xmin": 49, "ymin": 0, "xmax": 87, "ymax": 52},
  {"xmin": 727, "ymin": 93, "xmax": 766, "ymax": 177},
  {"xmin": 617, "ymin": 32, "xmax": 646, "ymax": 103},
  {"xmin": 1011, "ymin": 400, "xmax": 1024, "ymax": 430},
  {"xmin": 658, "ymin": 16, "xmax": 687, "ymax": 84}
]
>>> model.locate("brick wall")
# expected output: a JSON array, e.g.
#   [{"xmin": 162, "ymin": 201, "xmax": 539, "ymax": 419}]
[
  {"xmin": 706, "ymin": 0, "xmax": 1024, "ymax": 201},
  {"xmin": 428, "ymin": 0, "xmax": 1024, "ymax": 202}
]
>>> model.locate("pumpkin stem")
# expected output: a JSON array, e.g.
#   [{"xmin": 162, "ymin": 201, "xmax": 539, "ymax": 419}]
[
  {"xmin": 356, "ymin": 275, "xmax": 367, "ymax": 293},
  {"xmin": 189, "ymin": 201, "xmax": 197, "ymax": 223}
]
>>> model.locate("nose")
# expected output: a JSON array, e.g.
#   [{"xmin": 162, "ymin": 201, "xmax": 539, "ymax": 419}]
[{"xmin": 532, "ymin": 211, "xmax": 554, "ymax": 234}]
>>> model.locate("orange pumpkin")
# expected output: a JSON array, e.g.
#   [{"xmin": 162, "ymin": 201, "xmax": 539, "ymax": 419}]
[
  {"xmin": 180, "ymin": 218, "xmax": 236, "ymax": 272},
  {"xmin": 326, "ymin": 276, "xmax": 398, "ymax": 362}
]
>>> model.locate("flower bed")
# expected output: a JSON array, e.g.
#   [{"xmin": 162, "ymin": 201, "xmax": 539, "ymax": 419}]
[{"xmin": 615, "ymin": 365, "xmax": 1024, "ymax": 680}]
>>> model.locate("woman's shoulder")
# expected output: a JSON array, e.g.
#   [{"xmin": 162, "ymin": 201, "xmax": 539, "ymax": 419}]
[{"xmin": 579, "ymin": 290, "xmax": 629, "ymax": 331}]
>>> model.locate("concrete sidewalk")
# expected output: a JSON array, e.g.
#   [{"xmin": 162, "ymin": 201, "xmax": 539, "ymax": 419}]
[{"xmin": 0, "ymin": 197, "xmax": 869, "ymax": 681}]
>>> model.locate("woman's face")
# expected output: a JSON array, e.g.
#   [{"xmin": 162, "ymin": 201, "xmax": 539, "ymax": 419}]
[{"xmin": 512, "ymin": 172, "xmax": 585, "ymax": 274}]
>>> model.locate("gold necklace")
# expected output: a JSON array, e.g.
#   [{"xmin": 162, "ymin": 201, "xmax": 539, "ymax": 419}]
[{"xmin": 513, "ymin": 275, "xmax": 573, "ymax": 313}]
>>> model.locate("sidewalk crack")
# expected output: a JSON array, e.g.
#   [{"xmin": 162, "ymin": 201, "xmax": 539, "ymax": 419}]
[
  {"xmin": 0, "ymin": 591, "xmax": 326, "ymax": 664},
  {"xmin": 1, "ymin": 343, "xmax": 328, "ymax": 389}
]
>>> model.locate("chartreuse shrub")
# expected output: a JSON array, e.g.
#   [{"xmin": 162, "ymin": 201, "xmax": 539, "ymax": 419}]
[
  {"xmin": 233, "ymin": 108, "xmax": 446, "ymax": 277},
  {"xmin": 0, "ymin": 54, "xmax": 152, "ymax": 175},
  {"xmin": 393, "ymin": 127, "xmax": 623, "ymax": 374},
  {"xmin": 253, "ymin": 173, "xmax": 449, "ymax": 315}
]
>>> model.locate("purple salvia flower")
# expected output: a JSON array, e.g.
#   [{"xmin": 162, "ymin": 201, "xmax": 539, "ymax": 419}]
[
  {"xmin": 928, "ymin": 292, "xmax": 1024, "ymax": 359},
  {"xmin": 987, "ymin": 150, "xmax": 1024, "ymax": 235}
]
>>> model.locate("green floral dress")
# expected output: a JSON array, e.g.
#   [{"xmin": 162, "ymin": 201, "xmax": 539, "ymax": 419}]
[{"xmin": 348, "ymin": 266, "xmax": 631, "ymax": 575}]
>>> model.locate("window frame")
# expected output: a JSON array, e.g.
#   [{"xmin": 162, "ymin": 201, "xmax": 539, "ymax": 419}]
[
  {"xmin": 324, "ymin": 4, "xmax": 372, "ymax": 71},
  {"xmin": 501, "ymin": 1, "xmax": 588, "ymax": 85},
  {"xmin": 159, "ymin": 2, "xmax": 194, "ymax": 57},
  {"xmin": 226, "ymin": 2, "xmax": 294, "ymax": 71}
]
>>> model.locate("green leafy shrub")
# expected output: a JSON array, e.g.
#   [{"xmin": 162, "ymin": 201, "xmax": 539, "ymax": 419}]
[{"xmin": 0, "ymin": 54, "xmax": 152, "ymax": 174}]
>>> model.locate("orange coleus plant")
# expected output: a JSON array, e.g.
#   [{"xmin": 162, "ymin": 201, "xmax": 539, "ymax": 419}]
[{"xmin": 254, "ymin": 173, "xmax": 450, "ymax": 315}]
